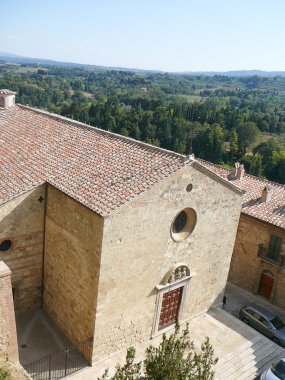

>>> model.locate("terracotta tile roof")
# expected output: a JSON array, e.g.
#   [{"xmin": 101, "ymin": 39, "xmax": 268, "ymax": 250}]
[
  {"xmin": 0, "ymin": 89, "xmax": 16, "ymax": 95},
  {"xmin": 197, "ymin": 158, "xmax": 285, "ymax": 229},
  {"xmin": 0, "ymin": 105, "xmax": 188, "ymax": 216}
]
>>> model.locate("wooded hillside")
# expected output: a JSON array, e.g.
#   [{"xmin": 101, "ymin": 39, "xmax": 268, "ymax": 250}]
[{"xmin": 1, "ymin": 63, "xmax": 285, "ymax": 183}]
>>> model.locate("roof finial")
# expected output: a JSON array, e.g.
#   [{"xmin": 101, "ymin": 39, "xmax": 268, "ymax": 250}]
[{"xmin": 184, "ymin": 153, "xmax": 195, "ymax": 164}]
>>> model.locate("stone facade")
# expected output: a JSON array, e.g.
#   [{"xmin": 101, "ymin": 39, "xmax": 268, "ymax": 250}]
[
  {"xmin": 43, "ymin": 185, "xmax": 103, "ymax": 359},
  {"xmin": 228, "ymin": 213, "xmax": 285, "ymax": 308},
  {"xmin": 0, "ymin": 261, "xmax": 18, "ymax": 363},
  {"xmin": 0, "ymin": 165, "xmax": 242, "ymax": 367},
  {"xmin": 0, "ymin": 262, "xmax": 31, "ymax": 379},
  {"xmin": 0, "ymin": 186, "xmax": 45, "ymax": 311},
  {"xmin": 92, "ymin": 164, "xmax": 242, "ymax": 362}
]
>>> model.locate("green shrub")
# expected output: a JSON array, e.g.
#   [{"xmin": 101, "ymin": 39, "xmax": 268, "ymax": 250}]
[
  {"xmin": 0, "ymin": 368, "xmax": 10, "ymax": 380},
  {"xmin": 98, "ymin": 324, "xmax": 218, "ymax": 380}
]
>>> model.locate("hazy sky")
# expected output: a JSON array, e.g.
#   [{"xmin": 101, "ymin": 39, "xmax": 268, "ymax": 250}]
[{"xmin": 1, "ymin": 0, "xmax": 284, "ymax": 72}]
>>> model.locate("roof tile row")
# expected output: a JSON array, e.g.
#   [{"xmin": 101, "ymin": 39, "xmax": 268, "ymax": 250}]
[
  {"xmin": 0, "ymin": 105, "xmax": 184, "ymax": 216},
  {"xmin": 198, "ymin": 159, "xmax": 285, "ymax": 229}
]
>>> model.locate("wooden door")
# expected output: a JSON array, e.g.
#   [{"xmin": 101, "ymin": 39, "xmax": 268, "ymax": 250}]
[
  {"xmin": 258, "ymin": 272, "xmax": 274, "ymax": 299},
  {"xmin": 158, "ymin": 287, "xmax": 183, "ymax": 330}
]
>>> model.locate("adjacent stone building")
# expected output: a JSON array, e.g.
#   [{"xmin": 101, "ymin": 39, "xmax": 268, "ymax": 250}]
[
  {"xmin": 200, "ymin": 160, "xmax": 285, "ymax": 309},
  {"xmin": 0, "ymin": 90, "xmax": 243, "ymax": 366}
]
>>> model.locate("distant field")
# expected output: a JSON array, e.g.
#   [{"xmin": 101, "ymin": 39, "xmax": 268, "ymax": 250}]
[
  {"xmin": 178, "ymin": 94, "xmax": 204, "ymax": 102},
  {"xmin": 82, "ymin": 91, "xmax": 94, "ymax": 98},
  {"xmin": 249, "ymin": 134, "xmax": 285, "ymax": 151}
]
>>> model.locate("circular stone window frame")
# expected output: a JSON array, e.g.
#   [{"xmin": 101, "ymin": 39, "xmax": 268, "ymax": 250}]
[
  {"xmin": 171, "ymin": 208, "xmax": 197, "ymax": 242},
  {"xmin": 0, "ymin": 239, "xmax": 12, "ymax": 252}
]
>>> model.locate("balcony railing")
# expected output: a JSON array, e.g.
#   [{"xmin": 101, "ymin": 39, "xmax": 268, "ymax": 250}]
[{"xmin": 257, "ymin": 244, "xmax": 285, "ymax": 267}]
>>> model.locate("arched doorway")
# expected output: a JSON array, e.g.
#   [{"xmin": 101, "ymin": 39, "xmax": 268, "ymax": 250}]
[
  {"xmin": 152, "ymin": 264, "xmax": 191, "ymax": 336},
  {"xmin": 258, "ymin": 270, "xmax": 274, "ymax": 299}
]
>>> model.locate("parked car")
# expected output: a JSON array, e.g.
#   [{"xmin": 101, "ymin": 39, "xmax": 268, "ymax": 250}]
[
  {"xmin": 239, "ymin": 303, "xmax": 285, "ymax": 347},
  {"xmin": 261, "ymin": 358, "xmax": 285, "ymax": 379}
]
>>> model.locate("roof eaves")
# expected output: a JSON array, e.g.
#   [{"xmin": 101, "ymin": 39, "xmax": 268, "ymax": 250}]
[
  {"xmin": 0, "ymin": 183, "xmax": 45, "ymax": 208},
  {"xmin": 46, "ymin": 181, "xmax": 106, "ymax": 218}
]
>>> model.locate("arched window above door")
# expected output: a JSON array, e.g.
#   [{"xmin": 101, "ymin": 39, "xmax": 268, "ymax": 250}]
[{"xmin": 161, "ymin": 264, "xmax": 191, "ymax": 286}]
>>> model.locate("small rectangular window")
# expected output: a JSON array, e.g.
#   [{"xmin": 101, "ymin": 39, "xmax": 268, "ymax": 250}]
[{"xmin": 268, "ymin": 235, "xmax": 282, "ymax": 261}]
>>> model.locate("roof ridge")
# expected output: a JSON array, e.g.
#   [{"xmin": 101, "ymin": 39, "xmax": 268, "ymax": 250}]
[
  {"xmin": 192, "ymin": 161, "xmax": 244, "ymax": 195},
  {"xmin": 17, "ymin": 104, "xmax": 185, "ymax": 160},
  {"xmin": 197, "ymin": 158, "xmax": 285, "ymax": 189}
]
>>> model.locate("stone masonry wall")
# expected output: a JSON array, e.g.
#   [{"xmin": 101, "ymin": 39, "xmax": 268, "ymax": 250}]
[
  {"xmin": 92, "ymin": 164, "xmax": 242, "ymax": 362},
  {"xmin": 0, "ymin": 186, "xmax": 45, "ymax": 311},
  {"xmin": 0, "ymin": 261, "xmax": 18, "ymax": 363},
  {"xmin": 228, "ymin": 213, "xmax": 285, "ymax": 308},
  {"xmin": 43, "ymin": 186, "xmax": 103, "ymax": 356}
]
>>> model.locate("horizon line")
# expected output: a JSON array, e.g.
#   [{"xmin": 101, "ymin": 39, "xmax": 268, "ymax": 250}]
[{"xmin": 1, "ymin": 51, "xmax": 285, "ymax": 74}]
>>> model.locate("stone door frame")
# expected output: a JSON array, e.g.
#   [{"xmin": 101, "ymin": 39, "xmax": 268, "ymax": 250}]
[{"xmin": 151, "ymin": 264, "xmax": 192, "ymax": 338}]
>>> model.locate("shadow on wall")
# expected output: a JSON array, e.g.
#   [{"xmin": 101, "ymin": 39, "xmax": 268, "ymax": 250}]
[{"xmin": 0, "ymin": 186, "xmax": 45, "ymax": 311}]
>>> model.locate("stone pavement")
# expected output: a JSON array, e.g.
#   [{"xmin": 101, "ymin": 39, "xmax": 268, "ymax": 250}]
[
  {"xmin": 16, "ymin": 308, "xmax": 72, "ymax": 366},
  {"xmin": 66, "ymin": 305, "xmax": 284, "ymax": 380},
  {"xmin": 16, "ymin": 284, "xmax": 285, "ymax": 379},
  {"xmin": 16, "ymin": 309, "xmax": 90, "ymax": 379}
]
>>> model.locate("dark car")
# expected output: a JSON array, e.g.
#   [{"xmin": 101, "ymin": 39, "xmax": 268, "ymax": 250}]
[{"xmin": 239, "ymin": 303, "xmax": 285, "ymax": 347}]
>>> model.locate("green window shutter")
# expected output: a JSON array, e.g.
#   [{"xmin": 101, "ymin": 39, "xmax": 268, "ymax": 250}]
[{"xmin": 268, "ymin": 235, "xmax": 282, "ymax": 261}]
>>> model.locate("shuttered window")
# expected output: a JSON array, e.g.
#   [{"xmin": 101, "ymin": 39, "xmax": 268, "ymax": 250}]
[{"xmin": 267, "ymin": 235, "xmax": 282, "ymax": 261}]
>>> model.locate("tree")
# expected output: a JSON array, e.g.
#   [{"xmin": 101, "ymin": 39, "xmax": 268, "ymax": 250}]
[
  {"xmin": 192, "ymin": 124, "xmax": 224, "ymax": 163},
  {"xmin": 172, "ymin": 118, "xmax": 187, "ymax": 154},
  {"xmin": 236, "ymin": 122, "xmax": 260, "ymax": 154},
  {"xmin": 229, "ymin": 130, "xmax": 239, "ymax": 162},
  {"xmin": 253, "ymin": 140, "xmax": 282, "ymax": 165},
  {"xmin": 98, "ymin": 325, "xmax": 218, "ymax": 380},
  {"xmin": 264, "ymin": 150, "xmax": 285, "ymax": 184},
  {"xmin": 241, "ymin": 154, "xmax": 263, "ymax": 177}
]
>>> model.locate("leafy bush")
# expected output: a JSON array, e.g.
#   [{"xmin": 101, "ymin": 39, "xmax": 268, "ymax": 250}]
[
  {"xmin": 98, "ymin": 324, "xmax": 218, "ymax": 380},
  {"xmin": 0, "ymin": 368, "xmax": 10, "ymax": 380}
]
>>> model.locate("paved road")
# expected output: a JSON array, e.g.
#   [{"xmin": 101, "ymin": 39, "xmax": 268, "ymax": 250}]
[
  {"xmin": 224, "ymin": 282, "xmax": 285, "ymax": 321},
  {"xmin": 224, "ymin": 282, "xmax": 285, "ymax": 379}
]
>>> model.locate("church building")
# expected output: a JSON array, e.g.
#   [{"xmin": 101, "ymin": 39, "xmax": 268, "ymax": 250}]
[{"xmin": 0, "ymin": 89, "xmax": 242, "ymax": 368}]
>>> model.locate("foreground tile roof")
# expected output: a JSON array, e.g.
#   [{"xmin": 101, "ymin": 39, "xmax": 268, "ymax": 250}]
[
  {"xmin": 0, "ymin": 105, "xmax": 189, "ymax": 216},
  {"xmin": 198, "ymin": 159, "xmax": 285, "ymax": 229},
  {"xmin": 0, "ymin": 89, "xmax": 16, "ymax": 95}
]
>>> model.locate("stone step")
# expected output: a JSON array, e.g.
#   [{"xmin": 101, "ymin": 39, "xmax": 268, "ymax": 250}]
[
  {"xmin": 233, "ymin": 340, "xmax": 278, "ymax": 370},
  {"xmin": 255, "ymin": 347, "xmax": 285, "ymax": 377},
  {"xmin": 215, "ymin": 335, "xmax": 263, "ymax": 369},
  {"xmin": 215, "ymin": 337, "xmax": 266, "ymax": 374},
  {"xmin": 224, "ymin": 351, "xmax": 282, "ymax": 380},
  {"xmin": 216, "ymin": 337, "xmax": 284, "ymax": 380},
  {"xmin": 235, "ymin": 351, "xmax": 281, "ymax": 380},
  {"xmin": 227, "ymin": 344, "xmax": 278, "ymax": 375},
  {"xmin": 225, "ymin": 345, "xmax": 283, "ymax": 380}
]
